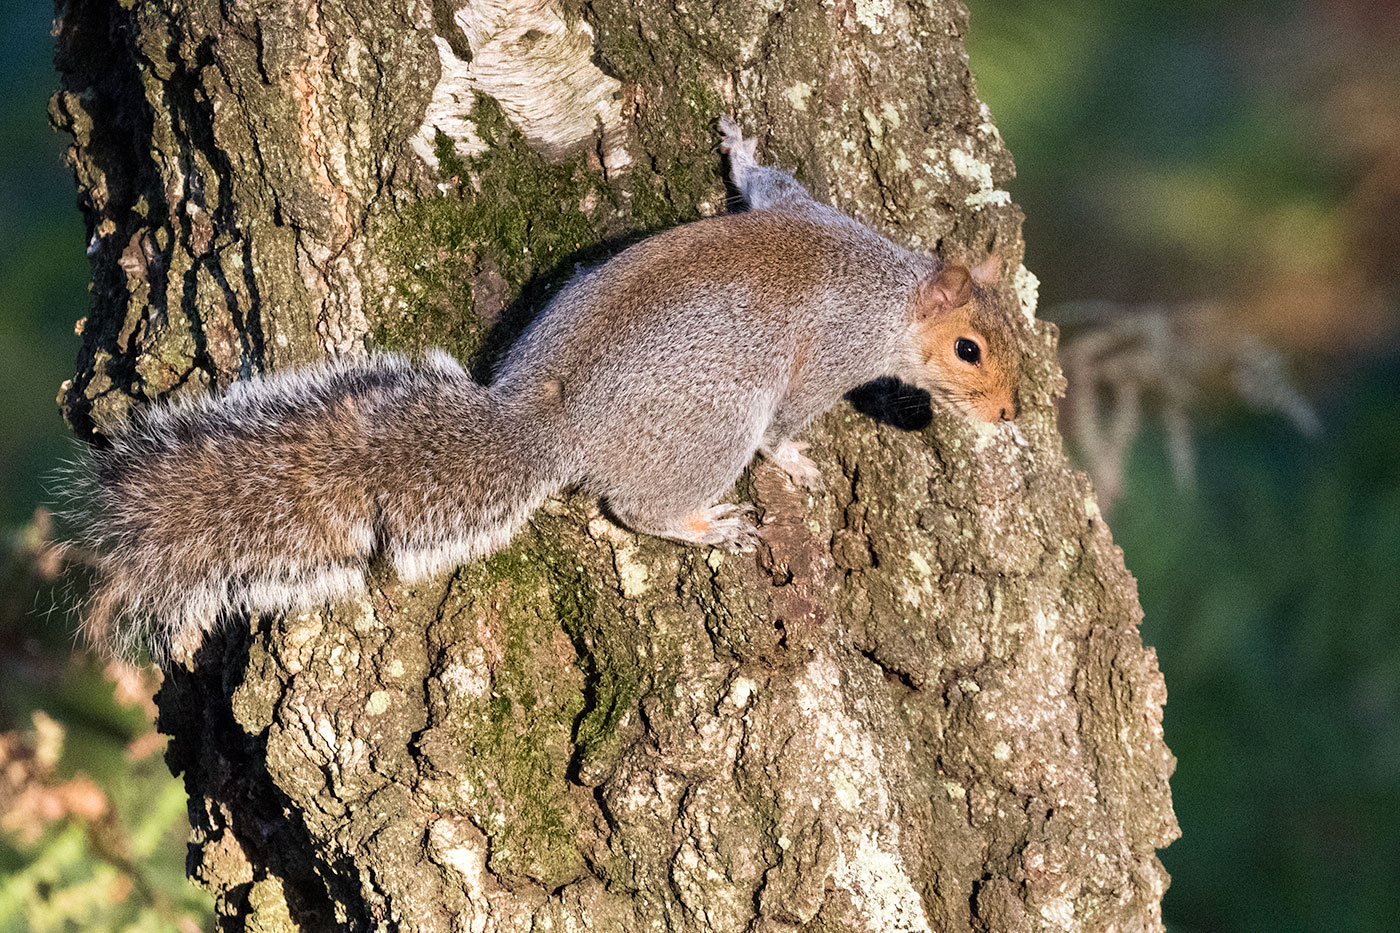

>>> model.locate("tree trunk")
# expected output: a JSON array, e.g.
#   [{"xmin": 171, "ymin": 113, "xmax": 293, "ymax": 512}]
[{"xmin": 51, "ymin": 0, "xmax": 1178, "ymax": 929}]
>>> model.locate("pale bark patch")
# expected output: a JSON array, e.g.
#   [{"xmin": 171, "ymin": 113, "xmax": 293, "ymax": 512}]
[{"xmin": 413, "ymin": 0, "xmax": 631, "ymax": 171}]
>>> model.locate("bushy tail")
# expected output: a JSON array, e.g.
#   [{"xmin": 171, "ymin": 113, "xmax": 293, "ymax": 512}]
[{"xmin": 57, "ymin": 351, "xmax": 561, "ymax": 662}]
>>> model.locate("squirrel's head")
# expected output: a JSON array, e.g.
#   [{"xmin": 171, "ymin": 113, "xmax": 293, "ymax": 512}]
[{"xmin": 907, "ymin": 255, "xmax": 1023, "ymax": 423}]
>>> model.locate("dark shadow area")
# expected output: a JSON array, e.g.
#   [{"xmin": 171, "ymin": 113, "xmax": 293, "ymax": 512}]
[
  {"xmin": 159, "ymin": 620, "xmax": 360, "ymax": 931},
  {"xmin": 55, "ymin": 2, "xmax": 272, "ymax": 445},
  {"xmin": 51, "ymin": 0, "xmax": 164, "ymax": 441},
  {"xmin": 846, "ymin": 377, "xmax": 934, "ymax": 432}
]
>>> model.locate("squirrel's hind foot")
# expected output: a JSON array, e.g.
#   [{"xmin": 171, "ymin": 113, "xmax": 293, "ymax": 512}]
[
  {"xmin": 619, "ymin": 501, "xmax": 761, "ymax": 551},
  {"xmin": 683, "ymin": 503, "xmax": 761, "ymax": 551}
]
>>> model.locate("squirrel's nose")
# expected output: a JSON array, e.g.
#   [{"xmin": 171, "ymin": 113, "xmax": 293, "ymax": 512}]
[{"xmin": 999, "ymin": 406, "xmax": 1012, "ymax": 422}]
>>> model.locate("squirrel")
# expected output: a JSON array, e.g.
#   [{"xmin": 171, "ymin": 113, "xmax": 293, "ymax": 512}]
[{"xmin": 62, "ymin": 117, "xmax": 1024, "ymax": 661}]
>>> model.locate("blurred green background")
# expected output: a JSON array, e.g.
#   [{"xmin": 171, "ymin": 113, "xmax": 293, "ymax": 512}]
[
  {"xmin": 968, "ymin": 1, "xmax": 1400, "ymax": 929},
  {"xmin": 1, "ymin": 1, "xmax": 215, "ymax": 929},
  {"xmin": 1, "ymin": 0, "xmax": 1397, "ymax": 929}
]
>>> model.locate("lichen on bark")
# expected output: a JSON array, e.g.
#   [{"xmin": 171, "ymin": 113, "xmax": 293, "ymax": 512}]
[{"xmin": 53, "ymin": 0, "xmax": 1178, "ymax": 929}]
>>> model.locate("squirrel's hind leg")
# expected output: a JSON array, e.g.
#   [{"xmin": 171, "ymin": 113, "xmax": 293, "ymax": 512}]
[{"xmin": 610, "ymin": 500, "xmax": 760, "ymax": 551}]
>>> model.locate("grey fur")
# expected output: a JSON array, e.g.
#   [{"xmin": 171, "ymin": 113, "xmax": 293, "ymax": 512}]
[{"xmin": 60, "ymin": 119, "xmax": 1023, "ymax": 660}]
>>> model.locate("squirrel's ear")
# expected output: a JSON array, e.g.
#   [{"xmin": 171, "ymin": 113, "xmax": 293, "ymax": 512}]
[
  {"xmin": 916, "ymin": 264, "xmax": 972, "ymax": 318},
  {"xmin": 971, "ymin": 253, "xmax": 1002, "ymax": 285}
]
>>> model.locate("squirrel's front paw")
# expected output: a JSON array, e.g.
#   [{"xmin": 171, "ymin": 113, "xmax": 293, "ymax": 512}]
[
  {"xmin": 764, "ymin": 441, "xmax": 824, "ymax": 491},
  {"xmin": 718, "ymin": 115, "xmax": 758, "ymax": 163},
  {"xmin": 684, "ymin": 503, "xmax": 761, "ymax": 551}
]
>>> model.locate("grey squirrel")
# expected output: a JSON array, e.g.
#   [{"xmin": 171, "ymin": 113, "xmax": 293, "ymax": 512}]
[{"xmin": 63, "ymin": 117, "xmax": 1024, "ymax": 661}]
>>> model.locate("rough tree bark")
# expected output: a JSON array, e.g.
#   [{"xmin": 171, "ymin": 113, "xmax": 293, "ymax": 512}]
[{"xmin": 51, "ymin": 0, "xmax": 1178, "ymax": 929}]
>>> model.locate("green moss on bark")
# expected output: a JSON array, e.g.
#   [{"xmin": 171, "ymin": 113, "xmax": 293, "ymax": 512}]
[
  {"xmin": 432, "ymin": 549, "xmax": 588, "ymax": 886},
  {"xmin": 371, "ymin": 97, "xmax": 615, "ymax": 369}
]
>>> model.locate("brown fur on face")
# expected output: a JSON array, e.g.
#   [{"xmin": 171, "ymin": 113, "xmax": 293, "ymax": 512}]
[{"xmin": 910, "ymin": 260, "xmax": 1022, "ymax": 422}]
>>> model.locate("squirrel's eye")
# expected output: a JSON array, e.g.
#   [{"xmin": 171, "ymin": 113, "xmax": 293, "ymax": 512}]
[{"xmin": 955, "ymin": 337, "xmax": 981, "ymax": 365}]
